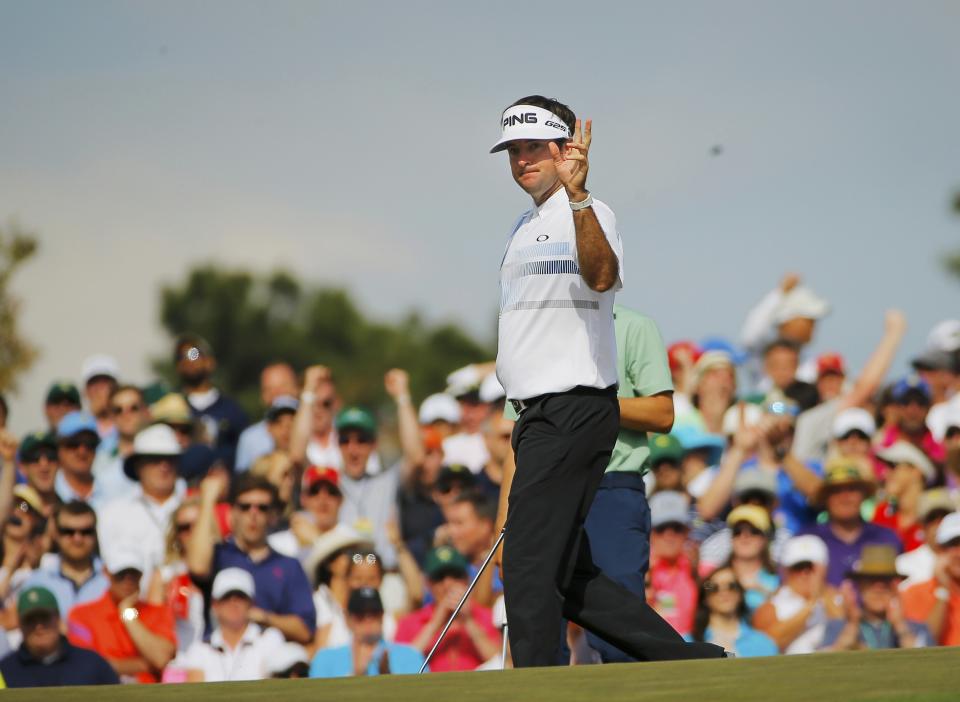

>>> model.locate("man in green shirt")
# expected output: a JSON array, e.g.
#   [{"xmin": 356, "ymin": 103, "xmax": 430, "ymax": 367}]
[{"xmin": 583, "ymin": 304, "xmax": 674, "ymax": 662}]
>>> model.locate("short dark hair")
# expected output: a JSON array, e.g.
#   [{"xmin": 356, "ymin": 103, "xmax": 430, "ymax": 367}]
[
  {"xmin": 452, "ymin": 491, "xmax": 497, "ymax": 524},
  {"xmin": 230, "ymin": 474, "xmax": 279, "ymax": 506},
  {"xmin": 55, "ymin": 500, "xmax": 98, "ymax": 528},
  {"xmin": 763, "ymin": 337, "xmax": 801, "ymax": 357},
  {"xmin": 509, "ymin": 95, "xmax": 576, "ymax": 135}
]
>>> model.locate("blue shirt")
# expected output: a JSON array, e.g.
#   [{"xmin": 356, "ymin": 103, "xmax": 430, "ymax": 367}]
[
  {"xmin": 23, "ymin": 556, "xmax": 109, "ymax": 619},
  {"xmin": 740, "ymin": 459, "xmax": 823, "ymax": 534},
  {"xmin": 235, "ymin": 421, "xmax": 274, "ymax": 473},
  {"xmin": 309, "ymin": 641, "xmax": 426, "ymax": 678},
  {"xmin": 691, "ymin": 621, "xmax": 778, "ymax": 658},
  {"xmin": 54, "ymin": 472, "xmax": 111, "ymax": 512},
  {"xmin": 0, "ymin": 639, "xmax": 119, "ymax": 687},
  {"xmin": 212, "ymin": 539, "xmax": 316, "ymax": 633}
]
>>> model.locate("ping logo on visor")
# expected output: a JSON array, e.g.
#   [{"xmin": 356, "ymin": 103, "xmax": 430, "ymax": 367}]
[{"xmin": 490, "ymin": 105, "xmax": 572, "ymax": 153}]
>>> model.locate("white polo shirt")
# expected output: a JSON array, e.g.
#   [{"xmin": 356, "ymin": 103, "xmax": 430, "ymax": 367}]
[
  {"xmin": 182, "ymin": 623, "xmax": 286, "ymax": 681},
  {"xmin": 496, "ymin": 187, "xmax": 624, "ymax": 400}
]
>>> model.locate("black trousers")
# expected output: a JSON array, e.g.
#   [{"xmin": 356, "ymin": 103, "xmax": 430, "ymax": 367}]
[{"xmin": 502, "ymin": 387, "xmax": 725, "ymax": 667}]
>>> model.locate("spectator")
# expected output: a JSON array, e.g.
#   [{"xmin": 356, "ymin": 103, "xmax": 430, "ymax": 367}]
[
  {"xmin": 828, "ymin": 408, "xmax": 877, "ymax": 474},
  {"xmin": 187, "ymin": 472, "xmax": 316, "ymax": 644},
  {"xmin": 270, "ymin": 466, "xmax": 343, "ymax": 562},
  {"xmin": 822, "ymin": 545, "xmax": 929, "ymax": 650},
  {"xmin": 159, "ymin": 498, "xmax": 207, "ymax": 656},
  {"xmin": 291, "ymin": 365, "xmax": 344, "ymax": 469},
  {"xmin": 98, "ymin": 424, "xmax": 184, "ymax": 577},
  {"xmin": 305, "ymin": 526, "xmax": 373, "ymax": 650},
  {"xmin": 801, "ymin": 462, "xmax": 902, "ymax": 586},
  {"xmin": 671, "ymin": 424, "xmax": 725, "ymax": 501},
  {"xmin": 174, "ymin": 334, "xmax": 248, "ymax": 470},
  {"xmin": 681, "ymin": 351, "xmax": 736, "ymax": 435},
  {"xmin": 236, "ymin": 362, "xmax": 299, "ymax": 472},
  {"xmin": 67, "ymin": 549, "xmax": 176, "ymax": 684},
  {"xmin": 667, "ymin": 341, "xmax": 702, "ymax": 420},
  {"xmin": 182, "ymin": 568, "xmax": 286, "ymax": 682},
  {"xmin": 93, "ymin": 384, "xmax": 149, "ymax": 502},
  {"xmin": 478, "ymin": 413, "xmax": 513, "ymax": 499},
  {"xmin": 24, "ymin": 502, "xmax": 108, "ymax": 618},
  {"xmin": 394, "ymin": 546, "xmax": 499, "ymax": 672},
  {"xmin": 397, "ymin": 427, "xmax": 447, "ymax": 566},
  {"xmin": 721, "ymin": 505, "xmax": 780, "ymax": 613},
  {"xmin": 310, "ymin": 587, "xmax": 425, "ymax": 677},
  {"xmin": 263, "ymin": 396, "xmax": 298, "ymax": 456},
  {"xmin": 43, "ymin": 383, "xmax": 81, "ymax": 433},
  {"xmin": 334, "ymin": 407, "xmax": 399, "ymax": 568},
  {"xmin": 753, "ymin": 535, "xmax": 842, "ymax": 653},
  {"xmin": 266, "ymin": 642, "xmax": 311, "ymax": 678},
  {"xmin": 763, "ymin": 339, "xmax": 818, "ymax": 412},
  {"xmin": 879, "ymin": 376, "xmax": 944, "ymax": 464},
  {"xmin": 442, "ymin": 364, "xmax": 495, "ymax": 474},
  {"xmin": 690, "ymin": 566, "xmax": 778, "ymax": 657},
  {"xmin": 79, "ymin": 354, "xmax": 120, "ymax": 443},
  {"xmin": 911, "ymin": 346, "xmax": 957, "ymax": 406},
  {"xmin": 0, "ymin": 586, "xmax": 118, "ymax": 687},
  {"xmin": 647, "ymin": 491, "xmax": 697, "ymax": 636},
  {"xmin": 872, "ymin": 442, "xmax": 937, "ymax": 552},
  {"xmin": 897, "ymin": 490, "xmax": 957, "ymax": 589},
  {"xmin": 647, "ymin": 434, "xmax": 685, "ymax": 495},
  {"xmin": 0, "ymin": 486, "xmax": 48, "ymax": 614},
  {"xmin": 54, "ymin": 412, "xmax": 109, "ymax": 509},
  {"xmin": 445, "ymin": 492, "xmax": 501, "ymax": 607},
  {"xmin": 250, "ymin": 451, "xmax": 296, "ymax": 525},
  {"xmin": 16, "ymin": 432, "xmax": 60, "ymax": 517},
  {"xmin": 901, "ymin": 512, "xmax": 960, "ymax": 646},
  {"xmin": 150, "ymin": 393, "xmax": 222, "ymax": 488},
  {"xmin": 815, "ymin": 353, "xmax": 847, "ymax": 404},
  {"xmin": 433, "ymin": 465, "xmax": 477, "ymax": 513}
]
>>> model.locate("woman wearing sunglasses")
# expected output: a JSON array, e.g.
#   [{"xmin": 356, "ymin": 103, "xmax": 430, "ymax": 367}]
[
  {"xmin": 724, "ymin": 505, "xmax": 780, "ymax": 613},
  {"xmin": 690, "ymin": 566, "xmax": 777, "ymax": 657}
]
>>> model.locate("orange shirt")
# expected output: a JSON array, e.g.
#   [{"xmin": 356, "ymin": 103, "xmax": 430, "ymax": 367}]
[
  {"xmin": 901, "ymin": 579, "xmax": 960, "ymax": 646},
  {"xmin": 67, "ymin": 592, "xmax": 176, "ymax": 683}
]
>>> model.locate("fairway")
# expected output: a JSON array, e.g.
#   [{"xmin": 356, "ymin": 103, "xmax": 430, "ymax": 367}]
[{"xmin": 4, "ymin": 648, "xmax": 958, "ymax": 702}]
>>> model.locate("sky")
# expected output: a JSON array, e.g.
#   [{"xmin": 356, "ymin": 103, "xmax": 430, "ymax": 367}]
[{"xmin": 1, "ymin": 1, "xmax": 958, "ymax": 434}]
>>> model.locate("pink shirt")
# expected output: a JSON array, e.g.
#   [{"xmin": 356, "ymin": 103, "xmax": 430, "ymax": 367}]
[
  {"xmin": 880, "ymin": 426, "xmax": 945, "ymax": 463},
  {"xmin": 394, "ymin": 603, "xmax": 498, "ymax": 672},
  {"xmin": 649, "ymin": 555, "xmax": 697, "ymax": 636}
]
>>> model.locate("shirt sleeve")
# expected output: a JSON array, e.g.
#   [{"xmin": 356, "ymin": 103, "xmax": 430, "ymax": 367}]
[
  {"xmin": 633, "ymin": 317, "xmax": 673, "ymax": 397},
  {"xmin": 741, "ymin": 287, "xmax": 783, "ymax": 353},
  {"xmin": 283, "ymin": 562, "xmax": 318, "ymax": 634}
]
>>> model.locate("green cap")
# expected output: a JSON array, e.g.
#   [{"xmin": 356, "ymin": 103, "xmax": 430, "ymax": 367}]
[
  {"xmin": 19, "ymin": 431, "xmax": 57, "ymax": 459},
  {"xmin": 335, "ymin": 407, "xmax": 377, "ymax": 436},
  {"xmin": 648, "ymin": 434, "xmax": 684, "ymax": 467},
  {"xmin": 17, "ymin": 587, "xmax": 59, "ymax": 618},
  {"xmin": 45, "ymin": 382, "xmax": 80, "ymax": 406},
  {"xmin": 424, "ymin": 546, "xmax": 469, "ymax": 580}
]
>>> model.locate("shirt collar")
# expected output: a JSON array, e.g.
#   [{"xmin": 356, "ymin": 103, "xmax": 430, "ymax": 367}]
[
  {"xmin": 211, "ymin": 623, "xmax": 261, "ymax": 651},
  {"xmin": 534, "ymin": 186, "xmax": 569, "ymax": 217}
]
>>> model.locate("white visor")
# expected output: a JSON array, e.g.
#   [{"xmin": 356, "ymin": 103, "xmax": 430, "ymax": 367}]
[{"xmin": 490, "ymin": 105, "xmax": 572, "ymax": 153}]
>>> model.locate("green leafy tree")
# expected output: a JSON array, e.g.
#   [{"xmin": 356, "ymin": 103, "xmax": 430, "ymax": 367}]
[
  {"xmin": 0, "ymin": 221, "xmax": 39, "ymax": 392},
  {"xmin": 154, "ymin": 265, "xmax": 495, "ymax": 417},
  {"xmin": 946, "ymin": 191, "xmax": 960, "ymax": 279}
]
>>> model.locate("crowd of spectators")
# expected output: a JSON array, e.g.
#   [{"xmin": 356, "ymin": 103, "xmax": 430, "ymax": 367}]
[{"xmin": 0, "ymin": 274, "xmax": 959, "ymax": 687}]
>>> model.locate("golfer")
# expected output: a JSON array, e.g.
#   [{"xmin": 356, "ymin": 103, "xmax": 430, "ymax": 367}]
[{"xmin": 492, "ymin": 95, "xmax": 725, "ymax": 666}]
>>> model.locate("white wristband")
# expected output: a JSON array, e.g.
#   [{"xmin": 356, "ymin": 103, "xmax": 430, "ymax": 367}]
[
  {"xmin": 569, "ymin": 193, "xmax": 593, "ymax": 211},
  {"xmin": 935, "ymin": 586, "xmax": 950, "ymax": 602}
]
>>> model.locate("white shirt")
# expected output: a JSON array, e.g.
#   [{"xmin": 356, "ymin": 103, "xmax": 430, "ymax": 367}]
[
  {"xmin": 98, "ymin": 487, "xmax": 183, "ymax": 576},
  {"xmin": 441, "ymin": 432, "xmax": 489, "ymax": 474},
  {"xmin": 897, "ymin": 544, "xmax": 936, "ymax": 591},
  {"xmin": 183, "ymin": 623, "xmax": 285, "ymax": 682},
  {"xmin": 496, "ymin": 187, "xmax": 624, "ymax": 400},
  {"xmin": 770, "ymin": 586, "xmax": 827, "ymax": 654},
  {"xmin": 306, "ymin": 429, "xmax": 383, "ymax": 476}
]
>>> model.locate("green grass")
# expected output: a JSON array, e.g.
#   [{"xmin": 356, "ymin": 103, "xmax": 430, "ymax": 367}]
[{"xmin": 5, "ymin": 648, "xmax": 958, "ymax": 701}]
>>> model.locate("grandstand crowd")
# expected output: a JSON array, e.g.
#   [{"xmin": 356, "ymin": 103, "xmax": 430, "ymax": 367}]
[{"xmin": 0, "ymin": 274, "xmax": 959, "ymax": 686}]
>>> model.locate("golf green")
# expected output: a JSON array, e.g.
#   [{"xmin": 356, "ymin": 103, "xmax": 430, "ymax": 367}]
[{"xmin": 3, "ymin": 648, "xmax": 957, "ymax": 701}]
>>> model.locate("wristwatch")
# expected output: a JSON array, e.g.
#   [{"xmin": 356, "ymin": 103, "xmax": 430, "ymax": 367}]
[
  {"xmin": 569, "ymin": 193, "xmax": 593, "ymax": 211},
  {"xmin": 121, "ymin": 607, "xmax": 140, "ymax": 622}
]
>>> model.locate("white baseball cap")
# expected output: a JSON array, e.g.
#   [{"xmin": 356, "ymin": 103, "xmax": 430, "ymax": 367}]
[
  {"xmin": 927, "ymin": 320, "xmax": 960, "ymax": 353},
  {"xmin": 773, "ymin": 287, "xmax": 830, "ymax": 325},
  {"xmin": 649, "ymin": 491, "xmax": 691, "ymax": 529},
  {"xmin": 479, "ymin": 374, "xmax": 506, "ymax": 404},
  {"xmin": 936, "ymin": 512, "xmax": 960, "ymax": 545},
  {"xmin": 81, "ymin": 354, "xmax": 120, "ymax": 385},
  {"xmin": 875, "ymin": 441, "xmax": 937, "ymax": 485},
  {"xmin": 418, "ymin": 393, "xmax": 461, "ymax": 425},
  {"xmin": 831, "ymin": 408, "xmax": 877, "ymax": 439},
  {"xmin": 212, "ymin": 567, "xmax": 255, "ymax": 600},
  {"xmin": 781, "ymin": 535, "xmax": 829, "ymax": 567},
  {"xmin": 103, "ymin": 547, "xmax": 146, "ymax": 575},
  {"xmin": 490, "ymin": 104, "xmax": 572, "ymax": 154}
]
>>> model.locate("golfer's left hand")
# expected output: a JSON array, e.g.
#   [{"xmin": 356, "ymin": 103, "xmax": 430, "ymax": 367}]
[{"xmin": 548, "ymin": 119, "xmax": 591, "ymax": 200}]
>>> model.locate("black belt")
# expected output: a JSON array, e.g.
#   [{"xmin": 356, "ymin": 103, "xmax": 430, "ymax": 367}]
[{"xmin": 509, "ymin": 384, "xmax": 617, "ymax": 416}]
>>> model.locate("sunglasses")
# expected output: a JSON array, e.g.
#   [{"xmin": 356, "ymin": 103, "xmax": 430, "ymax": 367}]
[
  {"xmin": 175, "ymin": 522, "xmax": 195, "ymax": 533},
  {"xmin": 58, "ymin": 526, "xmax": 96, "ymax": 538},
  {"xmin": 111, "ymin": 403, "xmax": 143, "ymax": 416},
  {"xmin": 338, "ymin": 433, "xmax": 373, "ymax": 446},
  {"xmin": 306, "ymin": 482, "xmax": 340, "ymax": 497},
  {"xmin": 235, "ymin": 501, "xmax": 273, "ymax": 513},
  {"xmin": 62, "ymin": 436, "xmax": 98, "ymax": 451},
  {"xmin": 788, "ymin": 561, "xmax": 816, "ymax": 572},
  {"xmin": 704, "ymin": 581, "xmax": 741, "ymax": 594},
  {"xmin": 316, "ymin": 398, "xmax": 336, "ymax": 409},
  {"xmin": 653, "ymin": 523, "xmax": 688, "ymax": 535},
  {"xmin": 732, "ymin": 524, "xmax": 765, "ymax": 538},
  {"xmin": 22, "ymin": 448, "xmax": 58, "ymax": 464},
  {"xmin": 839, "ymin": 430, "xmax": 870, "ymax": 441}
]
